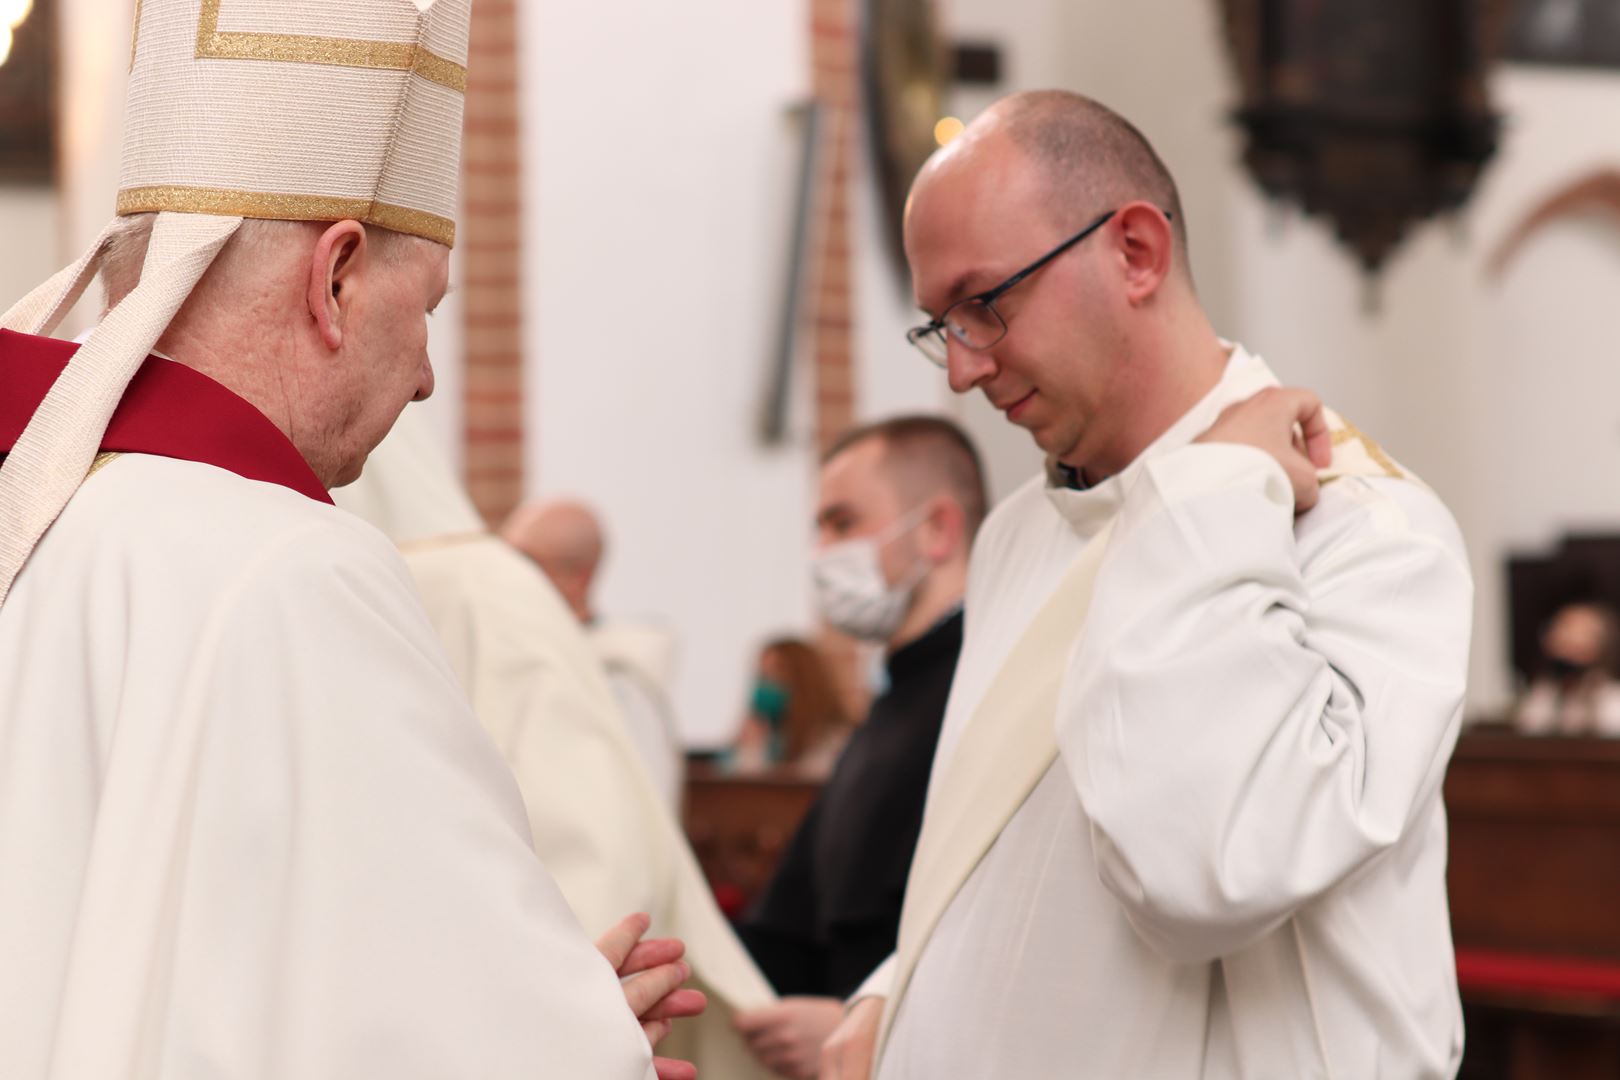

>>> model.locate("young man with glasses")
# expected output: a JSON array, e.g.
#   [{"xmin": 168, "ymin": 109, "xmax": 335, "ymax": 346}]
[{"xmin": 821, "ymin": 90, "xmax": 1473, "ymax": 1080}]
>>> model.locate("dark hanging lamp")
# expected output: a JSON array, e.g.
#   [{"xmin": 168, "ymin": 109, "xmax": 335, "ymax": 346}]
[{"xmin": 1219, "ymin": 0, "xmax": 1512, "ymax": 275}]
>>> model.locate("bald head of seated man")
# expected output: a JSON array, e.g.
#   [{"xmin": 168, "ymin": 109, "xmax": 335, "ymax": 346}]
[{"xmin": 502, "ymin": 499, "xmax": 606, "ymax": 625}]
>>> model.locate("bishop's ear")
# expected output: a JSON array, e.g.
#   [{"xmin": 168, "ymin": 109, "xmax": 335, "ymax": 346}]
[{"xmin": 307, "ymin": 219, "xmax": 368, "ymax": 350}]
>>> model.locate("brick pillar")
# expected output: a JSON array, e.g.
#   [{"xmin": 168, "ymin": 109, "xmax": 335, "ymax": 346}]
[
  {"xmin": 809, "ymin": 0, "xmax": 858, "ymax": 456},
  {"xmin": 809, "ymin": 0, "xmax": 872, "ymax": 723},
  {"xmin": 461, "ymin": 0, "xmax": 525, "ymax": 526}
]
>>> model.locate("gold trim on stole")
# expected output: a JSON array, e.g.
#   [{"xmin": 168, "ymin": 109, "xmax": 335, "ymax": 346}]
[
  {"xmin": 1329, "ymin": 418, "xmax": 1403, "ymax": 480},
  {"xmin": 87, "ymin": 452, "xmax": 123, "ymax": 479}
]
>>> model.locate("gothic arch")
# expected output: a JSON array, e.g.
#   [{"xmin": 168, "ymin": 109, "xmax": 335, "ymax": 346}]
[{"xmin": 1488, "ymin": 169, "xmax": 1620, "ymax": 279}]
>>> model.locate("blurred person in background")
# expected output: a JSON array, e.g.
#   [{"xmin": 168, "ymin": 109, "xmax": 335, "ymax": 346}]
[
  {"xmin": 735, "ymin": 637, "xmax": 853, "ymax": 775},
  {"xmin": 1513, "ymin": 600, "xmax": 1620, "ymax": 736},
  {"xmin": 504, "ymin": 497, "xmax": 685, "ymax": 810},
  {"xmin": 732, "ymin": 416, "xmax": 987, "ymax": 1079}
]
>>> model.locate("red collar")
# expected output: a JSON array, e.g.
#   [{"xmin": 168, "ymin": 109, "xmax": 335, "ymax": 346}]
[{"xmin": 0, "ymin": 329, "xmax": 333, "ymax": 505}]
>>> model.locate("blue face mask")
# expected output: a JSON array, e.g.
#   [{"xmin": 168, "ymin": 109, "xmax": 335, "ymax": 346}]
[{"xmin": 751, "ymin": 678, "xmax": 790, "ymax": 723}]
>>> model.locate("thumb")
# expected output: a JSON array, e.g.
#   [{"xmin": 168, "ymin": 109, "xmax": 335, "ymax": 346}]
[{"xmin": 595, "ymin": 912, "xmax": 651, "ymax": 972}]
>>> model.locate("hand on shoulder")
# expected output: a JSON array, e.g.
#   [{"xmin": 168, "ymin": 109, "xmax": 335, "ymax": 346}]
[{"xmin": 1194, "ymin": 386, "xmax": 1332, "ymax": 513}]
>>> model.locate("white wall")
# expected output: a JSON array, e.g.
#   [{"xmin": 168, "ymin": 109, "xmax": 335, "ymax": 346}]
[
  {"xmin": 1453, "ymin": 68, "xmax": 1620, "ymax": 709},
  {"xmin": 0, "ymin": 188, "xmax": 58, "ymax": 307},
  {"xmin": 522, "ymin": 0, "xmax": 825, "ymax": 747}
]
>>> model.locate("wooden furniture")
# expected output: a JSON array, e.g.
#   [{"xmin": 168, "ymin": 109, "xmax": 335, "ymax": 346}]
[
  {"xmin": 1447, "ymin": 730, "xmax": 1620, "ymax": 1080},
  {"xmin": 1505, "ymin": 534, "xmax": 1620, "ymax": 682},
  {"xmin": 682, "ymin": 762, "xmax": 822, "ymax": 919}
]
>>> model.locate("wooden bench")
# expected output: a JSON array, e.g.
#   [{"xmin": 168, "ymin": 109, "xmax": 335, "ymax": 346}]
[{"xmin": 1447, "ymin": 730, "xmax": 1620, "ymax": 1079}]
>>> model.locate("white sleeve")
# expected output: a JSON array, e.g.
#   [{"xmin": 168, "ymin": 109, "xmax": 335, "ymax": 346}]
[
  {"xmin": 850, "ymin": 953, "xmax": 897, "ymax": 1005},
  {"xmin": 167, "ymin": 524, "xmax": 656, "ymax": 1079},
  {"xmin": 1059, "ymin": 443, "xmax": 1472, "ymax": 964}
]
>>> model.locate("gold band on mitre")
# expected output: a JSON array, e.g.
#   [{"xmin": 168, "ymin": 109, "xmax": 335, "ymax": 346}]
[{"xmin": 116, "ymin": 185, "xmax": 456, "ymax": 248}]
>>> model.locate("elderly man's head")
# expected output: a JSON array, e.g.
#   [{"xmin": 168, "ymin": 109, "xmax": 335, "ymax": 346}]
[
  {"xmin": 104, "ymin": 214, "xmax": 449, "ymax": 488},
  {"xmin": 501, "ymin": 499, "xmax": 606, "ymax": 623},
  {"xmin": 905, "ymin": 90, "xmax": 1211, "ymax": 480}
]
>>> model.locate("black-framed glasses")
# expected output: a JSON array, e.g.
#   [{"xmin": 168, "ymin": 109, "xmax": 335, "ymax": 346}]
[{"xmin": 905, "ymin": 207, "xmax": 1169, "ymax": 368}]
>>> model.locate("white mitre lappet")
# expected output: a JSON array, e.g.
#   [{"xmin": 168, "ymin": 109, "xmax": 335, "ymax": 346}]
[{"xmin": 0, "ymin": 0, "xmax": 469, "ymax": 604}]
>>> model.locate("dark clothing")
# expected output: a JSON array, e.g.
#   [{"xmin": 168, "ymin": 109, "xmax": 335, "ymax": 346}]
[{"xmin": 738, "ymin": 610, "xmax": 963, "ymax": 999}]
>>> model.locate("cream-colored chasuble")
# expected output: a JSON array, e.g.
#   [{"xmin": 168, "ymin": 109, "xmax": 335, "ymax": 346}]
[
  {"xmin": 0, "ymin": 454, "xmax": 658, "ymax": 1080},
  {"xmin": 336, "ymin": 412, "xmax": 777, "ymax": 1080},
  {"xmin": 867, "ymin": 347, "xmax": 1472, "ymax": 1079},
  {"xmin": 0, "ymin": 0, "xmax": 467, "ymax": 603},
  {"xmin": 592, "ymin": 621, "xmax": 687, "ymax": 813}
]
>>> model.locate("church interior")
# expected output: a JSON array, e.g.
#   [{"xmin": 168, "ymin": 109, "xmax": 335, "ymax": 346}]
[{"xmin": 4, "ymin": 0, "xmax": 1620, "ymax": 1077}]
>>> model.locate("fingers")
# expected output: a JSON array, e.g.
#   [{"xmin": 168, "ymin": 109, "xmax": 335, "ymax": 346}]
[
  {"xmin": 623, "ymin": 959, "xmax": 691, "ymax": 1018},
  {"xmin": 653, "ymin": 1056, "xmax": 698, "ymax": 1080},
  {"xmin": 1252, "ymin": 386, "xmax": 1328, "ymax": 462},
  {"xmin": 1290, "ymin": 390, "xmax": 1332, "ymax": 468},
  {"xmin": 737, "ymin": 1015, "xmax": 815, "ymax": 1078},
  {"xmin": 731, "ymin": 1003, "xmax": 781, "ymax": 1035},
  {"xmin": 595, "ymin": 912, "xmax": 651, "ymax": 972},
  {"xmin": 640, "ymin": 987, "xmax": 707, "ymax": 1022},
  {"xmin": 643, "ymin": 1019, "xmax": 672, "ymax": 1047},
  {"xmin": 620, "ymin": 937, "xmax": 685, "ymax": 977}
]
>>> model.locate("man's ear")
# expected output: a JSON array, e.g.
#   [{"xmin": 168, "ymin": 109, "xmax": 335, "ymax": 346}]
[
  {"xmin": 1113, "ymin": 201, "xmax": 1174, "ymax": 306},
  {"xmin": 307, "ymin": 220, "xmax": 368, "ymax": 350},
  {"xmin": 919, "ymin": 496, "xmax": 962, "ymax": 563}
]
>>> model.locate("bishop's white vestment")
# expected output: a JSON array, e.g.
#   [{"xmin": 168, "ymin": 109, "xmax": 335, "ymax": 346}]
[
  {"xmin": 0, "ymin": 338, "xmax": 656, "ymax": 1080},
  {"xmin": 867, "ymin": 345, "xmax": 1473, "ymax": 1079},
  {"xmin": 336, "ymin": 411, "xmax": 776, "ymax": 1079}
]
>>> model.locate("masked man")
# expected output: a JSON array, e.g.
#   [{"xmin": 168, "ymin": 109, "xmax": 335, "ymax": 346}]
[{"xmin": 734, "ymin": 416, "xmax": 987, "ymax": 1079}]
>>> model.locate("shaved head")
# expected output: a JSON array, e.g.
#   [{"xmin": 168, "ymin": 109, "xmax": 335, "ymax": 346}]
[
  {"xmin": 919, "ymin": 90, "xmax": 1190, "ymax": 277},
  {"xmin": 501, "ymin": 499, "xmax": 606, "ymax": 622},
  {"xmin": 823, "ymin": 415, "xmax": 988, "ymax": 538},
  {"xmin": 903, "ymin": 89, "xmax": 1223, "ymax": 480}
]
